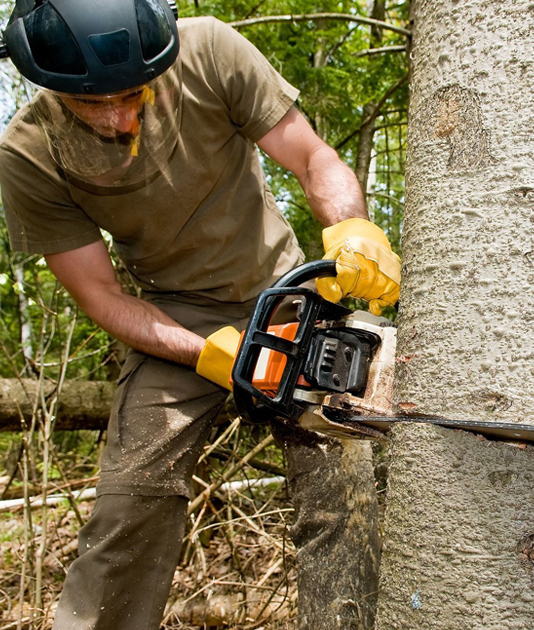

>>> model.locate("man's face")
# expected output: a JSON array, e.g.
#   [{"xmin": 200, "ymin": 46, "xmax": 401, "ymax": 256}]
[
  {"xmin": 61, "ymin": 87, "xmax": 147, "ymax": 138},
  {"xmin": 28, "ymin": 67, "xmax": 180, "ymax": 187}
]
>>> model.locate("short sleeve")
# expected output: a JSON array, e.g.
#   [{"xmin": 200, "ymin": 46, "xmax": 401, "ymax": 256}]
[
  {"xmin": 0, "ymin": 146, "xmax": 102, "ymax": 255},
  {"xmin": 210, "ymin": 18, "xmax": 300, "ymax": 142}
]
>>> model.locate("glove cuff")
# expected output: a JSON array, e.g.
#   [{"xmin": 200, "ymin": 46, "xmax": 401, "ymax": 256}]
[
  {"xmin": 196, "ymin": 326, "xmax": 241, "ymax": 390},
  {"xmin": 322, "ymin": 218, "xmax": 391, "ymax": 251}
]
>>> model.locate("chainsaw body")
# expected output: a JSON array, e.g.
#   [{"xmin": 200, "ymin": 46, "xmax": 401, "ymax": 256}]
[{"xmin": 232, "ymin": 260, "xmax": 396, "ymax": 437}]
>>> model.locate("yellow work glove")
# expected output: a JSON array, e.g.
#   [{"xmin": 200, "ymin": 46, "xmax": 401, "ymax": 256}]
[
  {"xmin": 196, "ymin": 326, "xmax": 242, "ymax": 390},
  {"xmin": 316, "ymin": 218, "xmax": 401, "ymax": 316}
]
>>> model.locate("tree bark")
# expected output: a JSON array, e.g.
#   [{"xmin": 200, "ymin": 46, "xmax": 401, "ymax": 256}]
[
  {"xmin": 376, "ymin": 424, "xmax": 534, "ymax": 629},
  {"xmin": 0, "ymin": 378, "xmax": 114, "ymax": 431},
  {"xmin": 375, "ymin": 1, "xmax": 534, "ymax": 627}
]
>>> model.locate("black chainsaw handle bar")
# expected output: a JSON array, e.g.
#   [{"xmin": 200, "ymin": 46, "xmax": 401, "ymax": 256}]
[
  {"xmin": 232, "ymin": 259, "xmax": 349, "ymax": 425},
  {"xmin": 271, "ymin": 258, "xmax": 337, "ymax": 288}
]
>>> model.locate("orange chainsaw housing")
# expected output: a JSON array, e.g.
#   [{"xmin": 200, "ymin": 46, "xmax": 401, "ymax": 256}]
[{"xmin": 231, "ymin": 323, "xmax": 310, "ymax": 395}]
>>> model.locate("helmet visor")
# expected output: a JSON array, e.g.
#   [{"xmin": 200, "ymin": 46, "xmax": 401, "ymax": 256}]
[{"xmin": 25, "ymin": 65, "xmax": 182, "ymax": 188}]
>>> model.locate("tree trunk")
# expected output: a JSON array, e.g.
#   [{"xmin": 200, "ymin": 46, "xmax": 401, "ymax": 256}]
[
  {"xmin": 375, "ymin": 1, "xmax": 534, "ymax": 628},
  {"xmin": 0, "ymin": 378, "xmax": 114, "ymax": 431},
  {"xmin": 272, "ymin": 420, "xmax": 380, "ymax": 630}
]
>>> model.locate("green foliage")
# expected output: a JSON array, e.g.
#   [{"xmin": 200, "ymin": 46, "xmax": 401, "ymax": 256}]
[{"xmin": 0, "ymin": 214, "xmax": 119, "ymax": 381}]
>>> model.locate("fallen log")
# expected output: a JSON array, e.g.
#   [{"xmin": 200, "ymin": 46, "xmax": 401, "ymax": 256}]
[{"xmin": 0, "ymin": 378, "xmax": 114, "ymax": 431}]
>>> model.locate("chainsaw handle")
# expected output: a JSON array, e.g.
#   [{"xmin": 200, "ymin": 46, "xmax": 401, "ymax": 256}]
[
  {"xmin": 271, "ymin": 259, "xmax": 337, "ymax": 288},
  {"xmin": 277, "ymin": 259, "xmax": 399, "ymax": 312},
  {"xmin": 232, "ymin": 260, "xmax": 350, "ymax": 424}
]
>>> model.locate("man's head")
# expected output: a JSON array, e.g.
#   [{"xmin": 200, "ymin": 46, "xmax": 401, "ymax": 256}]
[{"xmin": 3, "ymin": 0, "xmax": 181, "ymax": 187}]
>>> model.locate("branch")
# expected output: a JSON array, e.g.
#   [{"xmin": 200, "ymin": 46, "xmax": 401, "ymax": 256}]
[
  {"xmin": 228, "ymin": 13, "xmax": 411, "ymax": 38},
  {"xmin": 355, "ymin": 45, "xmax": 407, "ymax": 58},
  {"xmin": 370, "ymin": 192, "xmax": 405, "ymax": 207},
  {"xmin": 335, "ymin": 73, "xmax": 409, "ymax": 151}
]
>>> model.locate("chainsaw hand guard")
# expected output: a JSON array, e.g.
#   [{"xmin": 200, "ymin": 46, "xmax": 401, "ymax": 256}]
[{"xmin": 232, "ymin": 260, "xmax": 353, "ymax": 424}]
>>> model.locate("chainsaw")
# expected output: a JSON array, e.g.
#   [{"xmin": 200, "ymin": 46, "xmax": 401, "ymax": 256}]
[{"xmin": 232, "ymin": 260, "xmax": 534, "ymax": 443}]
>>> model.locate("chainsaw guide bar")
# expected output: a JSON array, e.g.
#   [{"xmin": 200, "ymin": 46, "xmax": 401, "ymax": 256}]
[{"xmin": 317, "ymin": 394, "xmax": 534, "ymax": 444}]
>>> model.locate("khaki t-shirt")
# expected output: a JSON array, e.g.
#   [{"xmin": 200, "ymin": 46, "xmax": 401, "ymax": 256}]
[{"xmin": 0, "ymin": 17, "xmax": 304, "ymax": 305}]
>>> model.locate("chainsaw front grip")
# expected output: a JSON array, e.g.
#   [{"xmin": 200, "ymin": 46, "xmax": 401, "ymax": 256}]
[{"xmin": 271, "ymin": 259, "xmax": 337, "ymax": 289}]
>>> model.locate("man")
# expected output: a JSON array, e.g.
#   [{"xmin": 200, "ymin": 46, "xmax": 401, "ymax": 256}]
[{"xmin": 0, "ymin": 1, "xmax": 400, "ymax": 628}]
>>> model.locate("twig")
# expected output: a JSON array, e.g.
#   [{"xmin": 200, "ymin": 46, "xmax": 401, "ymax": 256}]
[
  {"xmin": 335, "ymin": 73, "xmax": 409, "ymax": 150},
  {"xmin": 1, "ymin": 618, "xmax": 31, "ymax": 630},
  {"xmin": 209, "ymin": 447, "xmax": 286, "ymax": 476},
  {"xmin": 0, "ymin": 587, "xmax": 12, "ymax": 616},
  {"xmin": 196, "ymin": 417, "xmax": 241, "ymax": 465},
  {"xmin": 356, "ymin": 44, "xmax": 407, "ymax": 57},
  {"xmin": 0, "ymin": 488, "xmax": 97, "ymax": 513},
  {"xmin": 180, "ymin": 501, "xmax": 208, "ymax": 567},
  {"xmin": 242, "ymin": 571, "xmax": 290, "ymax": 630},
  {"xmin": 35, "ymin": 314, "xmax": 77, "ymax": 613},
  {"xmin": 193, "ymin": 508, "xmax": 293, "ymax": 538},
  {"xmin": 188, "ymin": 434, "xmax": 275, "ymax": 515},
  {"xmin": 51, "ymin": 452, "xmax": 85, "ymax": 527},
  {"xmin": 229, "ymin": 504, "xmax": 286, "ymax": 553},
  {"xmin": 18, "ymin": 403, "xmax": 36, "ymax": 630}
]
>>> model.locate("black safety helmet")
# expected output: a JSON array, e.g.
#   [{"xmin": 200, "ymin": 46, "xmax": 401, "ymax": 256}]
[{"xmin": 1, "ymin": 0, "xmax": 179, "ymax": 95}]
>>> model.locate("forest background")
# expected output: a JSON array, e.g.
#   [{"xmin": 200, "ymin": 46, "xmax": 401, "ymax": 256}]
[{"xmin": 0, "ymin": 0, "xmax": 409, "ymax": 628}]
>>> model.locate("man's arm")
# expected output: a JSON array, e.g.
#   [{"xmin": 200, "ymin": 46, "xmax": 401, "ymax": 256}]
[
  {"xmin": 256, "ymin": 106, "xmax": 367, "ymax": 226},
  {"xmin": 45, "ymin": 240, "xmax": 204, "ymax": 367}
]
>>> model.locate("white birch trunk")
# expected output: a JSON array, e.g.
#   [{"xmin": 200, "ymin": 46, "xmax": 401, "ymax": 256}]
[
  {"xmin": 375, "ymin": 1, "xmax": 534, "ymax": 627},
  {"xmin": 13, "ymin": 264, "xmax": 34, "ymax": 365}
]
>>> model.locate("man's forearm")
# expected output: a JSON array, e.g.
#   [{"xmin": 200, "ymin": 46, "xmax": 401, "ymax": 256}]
[
  {"xmin": 45, "ymin": 242, "xmax": 205, "ymax": 368},
  {"xmin": 256, "ymin": 107, "xmax": 368, "ymax": 227},
  {"xmin": 297, "ymin": 144, "xmax": 368, "ymax": 226},
  {"xmin": 85, "ymin": 291, "xmax": 204, "ymax": 368}
]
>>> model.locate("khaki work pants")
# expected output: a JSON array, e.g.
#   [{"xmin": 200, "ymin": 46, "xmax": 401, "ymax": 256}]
[
  {"xmin": 52, "ymin": 298, "xmax": 377, "ymax": 630},
  {"xmin": 52, "ymin": 299, "xmax": 247, "ymax": 630}
]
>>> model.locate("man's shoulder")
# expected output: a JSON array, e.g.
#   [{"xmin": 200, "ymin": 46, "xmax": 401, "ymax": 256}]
[
  {"xmin": 178, "ymin": 15, "xmax": 235, "ymax": 48},
  {"xmin": 0, "ymin": 103, "xmax": 44, "ymax": 161},
  {"xmin": 177, "ymin": 15, "xmax": 218, "ymax": 39},
  {"xmin": 0, "ymin": 103, "xmax": 64, "ymax": 191}
]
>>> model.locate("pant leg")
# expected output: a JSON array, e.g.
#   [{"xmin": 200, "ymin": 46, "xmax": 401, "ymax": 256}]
[
  {"xmin": 52, "ymin": 495, "xmax": 188, "ymax": 630},
  {"xmin": 52, "ymin": 357, "xmax": 226, "ymax": 630},
  {"xmin": 96, "ymin": 350, "xmax": 228, "ymax": 498}
]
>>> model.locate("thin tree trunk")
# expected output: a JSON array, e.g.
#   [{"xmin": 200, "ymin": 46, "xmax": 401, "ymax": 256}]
[
  {"xmin": 13, "ymin": 263, "xmax": 34, "ymax": 370},
  {"xmin": 354, "ymin": 104, "xmax": 377, "ymax": 195},
  {"xmin": 375, "ymin": 0, "xmax": 534, "ymax": 627}
]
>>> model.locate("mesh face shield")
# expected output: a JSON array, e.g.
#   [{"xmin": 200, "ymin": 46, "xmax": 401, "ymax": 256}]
[{"xmin": 25, "ymin": 65, "xmax": 182, "ymax": 187}]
